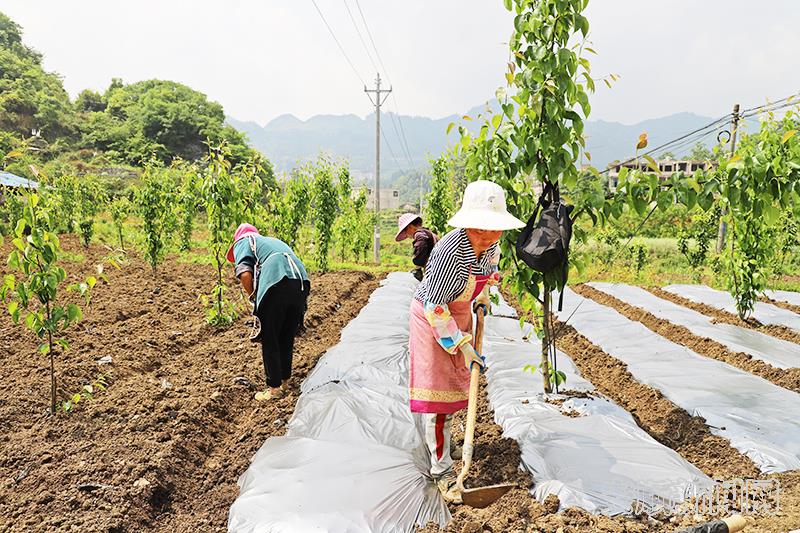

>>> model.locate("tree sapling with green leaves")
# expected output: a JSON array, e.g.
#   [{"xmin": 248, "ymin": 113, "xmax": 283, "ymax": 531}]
[
  {"xmin": 109, "ymin": 196, "xmax": 131, "ymax": 250},
  {"xmin": 311, "ymin": 158, "xmax": 339, "ymax": 272},
  {"xmin": 1, "ymin": 191, "xmax": 95, "ymax": 415},
  {"xmin": 424, "ymin": 154, "xmax": 456, "ymax": 238},
  {"xmin": 136, "ymin": 164, "xmax": 176, "ymax": 275},
  {"xmin": 76, "ymin": 176, "xmax": 107, "ymax": 248},
  {"xmin": 200, "ymin": 145, "xmax": 249, "ymax": 326}
]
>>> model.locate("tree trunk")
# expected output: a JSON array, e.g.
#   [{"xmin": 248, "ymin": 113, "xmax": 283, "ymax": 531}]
[
  {"xmin": 48, "ymin": 331, "xmax": 56, "ymax": 415},
  {"xmin": 216, "ymin": 253, "xmax": 224, "ymax": 318},
  {"xmin": 540, "ymin": 289, "xmax": 552, "ymax": 393}
]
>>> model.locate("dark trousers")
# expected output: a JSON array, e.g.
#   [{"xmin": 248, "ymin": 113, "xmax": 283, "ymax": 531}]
[{"xmin": 256, "ymin": 278, "xmax": 310, "ymax": 388}]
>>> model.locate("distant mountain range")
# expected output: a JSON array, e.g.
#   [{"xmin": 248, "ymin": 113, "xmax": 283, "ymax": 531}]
[{"xmin": 227, "ymin": 104, "xmax": 744, "ymax": 178}]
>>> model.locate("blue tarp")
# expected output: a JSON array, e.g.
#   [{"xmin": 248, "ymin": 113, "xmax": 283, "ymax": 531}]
[{"xmin": 0, "ymin": 171, "xmax": 39, "ymax": 189}]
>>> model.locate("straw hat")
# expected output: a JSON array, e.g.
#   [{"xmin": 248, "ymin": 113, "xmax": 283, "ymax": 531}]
[
  {"xmin": 447, "ymin": 180, "xmax": 524, "ymax": 231},
  {"xmin": 226, "ymin": 223, "xmax": 260, "ymax": 263},
  {"xmin": 395, "ymin": 213, "xmax": 423, "ymax": 242}
]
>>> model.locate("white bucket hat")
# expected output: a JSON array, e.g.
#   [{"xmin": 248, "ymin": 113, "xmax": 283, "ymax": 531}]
[{"xmin": 447, "ymin": 180, "xmax": 525, "ymax": 231}]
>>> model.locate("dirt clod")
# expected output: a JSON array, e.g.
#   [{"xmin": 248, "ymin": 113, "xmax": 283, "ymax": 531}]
[
  {"xmin": 460, "ymin": 520, "xmax": 482, "ymax": 533},
  {"xmin": 543, "ymin": 493, "xmax": 561, "ymax": 514}
]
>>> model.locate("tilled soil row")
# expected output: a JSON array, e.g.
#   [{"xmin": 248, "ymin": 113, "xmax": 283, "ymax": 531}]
[
  {"xmin": 573, "ymin": 284, "xmax": 800, "ymax": 392},
  {"xmin": 429, "ymin": 288, "xmax": 800, "ymax": 533},
  {"xmin": 554, "ymin": 323, "xmax": 760, "ymax": 479},
  {"xmin": 153, "ymin": 270, "xmax": 380, "ymax": 532},
  {"xmin": 763, "ymin": 297, "xmax": 800, "ymax": 315},
  {"xmin": 552, "ymin": 316, "xmax": 800, "ymax": 533},
  {"xmin": 648, "ymin": 287, "xmax": 800, "ymax": 345},
  {"xmin": 0, "ymin": 236, "xmax": 381, "ymax": 533},
  {"xmin": 422, "ymin": 291, "xmax": 679, "ymax": 533},
  {"xmin": 419, "ymin": 373, "xmax": 668, "ymax": 533}
]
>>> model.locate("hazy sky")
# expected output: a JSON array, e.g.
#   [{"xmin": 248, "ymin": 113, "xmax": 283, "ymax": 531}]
[{"xmin": 2, "ymin": 1, "xmax": 798, "ymax": 126}]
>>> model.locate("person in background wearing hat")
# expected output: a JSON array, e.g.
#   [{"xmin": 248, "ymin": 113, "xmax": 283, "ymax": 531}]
[
  {"xmin": 227, "ymin": 223, "xmax": 311, "ymax": 401},
  {"xmin": 395, "ymin": 213, "xmax": 438, "ymax": 281},
  {"xmin": 408, "ymin": 180, "xmax": 524, "ymax": 503}
]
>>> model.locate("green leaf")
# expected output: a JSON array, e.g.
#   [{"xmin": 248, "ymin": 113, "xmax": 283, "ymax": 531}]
[
  {"xmin": 685, "ymin": 176, "xmax": 701, "ymax": 193},
  {"xmin": 503, "ymin": 0, "xmax": 512, "ymax": 10},
  {"xmin": 763, "ymin": 202, "xmax": 780, "ymax": 224},
  {"xmin": 14, "ymin": 219, "xmax": 27, "ymax": 238},
  {"xmin": 39, "ymin": 343, "xmax": 50, "ymax": 354},
  {"xmin": 66, "ymin": 304, "xmax": 82, "ymax": 322},
  {"xmin": 656, "ymin": 192, "xmax": 672, "ymax": 210},
  {"xmin": 632, "ymin": 195, "xmax": 647, "ymax": 216},
  {"xmin": 643, "ymin": 154, "xmax": 660, "ymax": 174}
]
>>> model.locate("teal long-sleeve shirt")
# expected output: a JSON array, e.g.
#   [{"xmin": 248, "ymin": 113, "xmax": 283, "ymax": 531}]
[{"xmin": 232, "ymin": 235, "xmax": 309, "ymax": 310}]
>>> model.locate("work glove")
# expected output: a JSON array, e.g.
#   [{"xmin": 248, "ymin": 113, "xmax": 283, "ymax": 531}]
[{"xmin": 460, "ymin": 342, "xmax": 486, "ymax": 371}]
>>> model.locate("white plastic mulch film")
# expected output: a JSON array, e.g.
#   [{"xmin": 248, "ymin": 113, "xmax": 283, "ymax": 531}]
[
  {"xmin": 765, "ymin": 289, "xmax": 800, "ymax": 307},
  {"xmin": 228, "ymin": 273, "xmax": 449, "ymax": 533},
  {"xmin": 556, "ymin": 287, "xmax": 800, "ymax": 473},
  {"xmin": 588, "ymin": 282, "xmax": 800, "ymax": 369},
  {"xmin": 481, "ymin": 312, "xmax": 712, "ymax": 515},
  {"xmin": 664, "ymin": 284, "xmax": 800, "ymax": 333}
]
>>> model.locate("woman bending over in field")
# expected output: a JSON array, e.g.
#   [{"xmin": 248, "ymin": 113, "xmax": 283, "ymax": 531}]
[{"xmin": 227, "ymin": 223, "xmax": 311, "ymax": 401}]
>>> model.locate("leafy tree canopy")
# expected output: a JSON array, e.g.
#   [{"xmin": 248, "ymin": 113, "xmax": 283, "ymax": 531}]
[
  {"xmin": 0, "ymin": 11, "xmax": 271, "ymax": 175},
  {"xmin": 0, "ymin": 13, "xmax": 75, "ymax": 141},
  {"xmin": 79, "ymin": 78, "xmax": 256, "ymax": 166}
]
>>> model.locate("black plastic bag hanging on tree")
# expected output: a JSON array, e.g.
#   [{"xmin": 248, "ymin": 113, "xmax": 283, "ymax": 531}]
[{"xmin": 515, "ymin": 180, "xmax": 574, "ymax": 311}]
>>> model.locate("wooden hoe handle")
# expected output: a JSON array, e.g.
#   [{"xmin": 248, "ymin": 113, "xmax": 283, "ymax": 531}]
[{"xmin": 456, "ymin": 288, "xmax": 489, "ymax": 492}]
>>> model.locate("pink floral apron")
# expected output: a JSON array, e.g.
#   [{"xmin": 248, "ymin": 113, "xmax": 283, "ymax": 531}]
[{"xmin": 409, "ymin": 273, "xmax": 490, "ymax": 414}]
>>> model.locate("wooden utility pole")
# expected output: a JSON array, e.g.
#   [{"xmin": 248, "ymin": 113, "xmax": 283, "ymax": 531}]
[
  {"xmin": 365, "ymin": 73, "xmax": 392, "ymax": 263},
  {"xmin": 716, "ymin": 103, "xmax": 740, "ymax": 253}
]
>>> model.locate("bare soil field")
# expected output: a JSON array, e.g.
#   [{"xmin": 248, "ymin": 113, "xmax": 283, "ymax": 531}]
[{"xmin": 0, "ymin": 237, "xmax": 380, "ymax": 532}]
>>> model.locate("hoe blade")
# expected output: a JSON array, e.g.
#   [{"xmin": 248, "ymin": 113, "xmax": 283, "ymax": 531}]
[{"xmin": 460, "ymin": 483, "xmax": 515, "ymax": 509}]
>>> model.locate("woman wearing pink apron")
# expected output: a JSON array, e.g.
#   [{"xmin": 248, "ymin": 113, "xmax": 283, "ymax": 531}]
[{"xmin": 408, "ymin": 180, "xmax": 524, "ymax": 502}]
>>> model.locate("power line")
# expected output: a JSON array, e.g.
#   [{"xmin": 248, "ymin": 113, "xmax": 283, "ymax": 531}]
[
  {"xmin": 342, "ymin": 0, "xmax": 380, "ymax": 74},
  {"xmin": 385, "ymin": 105, "xmax": 416, "ymax": 168},
  {"xmin": 558, "ymin": 91, "xmax": 797, "ymax": 344},
  {"xmin": 741, "ymin": 92, "xmax": 799, "ymax": 115},
  {"xmin": 311, "ymin": 0, "xmax": 366, "ymax": 86},
  {"xmin": 599, "ymin": 113, "xmax": 733, "ymax": 174},
  {"xmin": 741, "ymin": 99, "xmax": 799, "ymax": 120},
  {"xmin": 380, "ymin": 122, "xmax": 409, "ymax": 175},
  {"xmin": 354, "ymin": 0, "xmax": 390, "ymax": 78},
  {"xmin": 390, "ymin": 96, "xmax": 416, "ymax": 166},
  {"xmin": 654, "ymin": 128, "xmax": 723, "ymax": 158},
  {"xmin": 604, "ymin": 91, "xmax": 800, "ymax": 168},
  {"xmin": 354, "ymin": 0, "xmax": 416, "ymax": 170}
]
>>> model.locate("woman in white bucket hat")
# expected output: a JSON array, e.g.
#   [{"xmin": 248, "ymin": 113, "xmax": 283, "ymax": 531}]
[{"xmin": 408, "ymin": 180, "xmax": 524, "ymax": 502}]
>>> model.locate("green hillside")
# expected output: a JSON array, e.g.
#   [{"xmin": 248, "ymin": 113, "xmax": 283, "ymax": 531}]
[{"xmin": 0, "ymin": 11, "xmax": 270, "ymax": 182}]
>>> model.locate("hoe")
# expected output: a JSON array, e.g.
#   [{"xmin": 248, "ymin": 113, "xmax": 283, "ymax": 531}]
[{"xmin": 452, "ymin": 288, "xmax": 515, "ymax": 508}]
